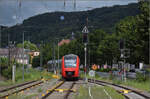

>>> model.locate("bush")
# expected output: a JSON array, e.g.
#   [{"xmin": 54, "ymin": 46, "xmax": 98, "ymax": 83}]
[
  {"xmin": 2, "ymin": 66, "xmax": 12, "ymax": 79},
  {"xmin": 32, "ymin": 56, "xmax": 40, "ymax": 68},
  {"xmin": 136, "ymin": 72, "xmax": 147, "ymax": 82},
  {"xmin": 109, "ymin": 73, "xmax": 114, "ymax": 80},
  {"xmin": 99, "ymin": 68, "xmax": 111, "ymax": 72},
  {"xmin": 113, "ymin": 79, "xmax": 122, "ymax": 85},
  {"xmin": 112, "ymin": 68, "xmax": 118, "ymax": 71}
]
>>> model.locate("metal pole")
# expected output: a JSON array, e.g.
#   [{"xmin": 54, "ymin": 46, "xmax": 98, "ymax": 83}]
[
  {"xmin": 73, "ymin": 0, "xmax": 76, "ymax": 9},
  {"xmin": 0, "ymin": 26, "xmax": 1, "ymax": 48},
  {"xmin": 88, "ymin": 46, "xmax": 90, "ymax": 71},
  {"xmin": 51, "ymin": 46, "xmax": 53, "ymax": 72},
  {"xmin": 0, "ymin": 27, "xmax": 1, "ymax": 77},
  {"xmin": 40, "ymin": 42, "xmax": 43, "ymax": 68},
  {"xmin": 64, "ymin": 0, "xmax": 66, "ymax": 8},
  {"xmin": 124, "ymin": 40, "xmax": 126, "ymax": 82},
  {"xmin": 53, "ymin": 42, "xmax": 56, "ymax": 74},
  {"xmin": 12, "ymin": 64, "xmax": 16, "ymax": 83},
  {"xmin": 54, "ymin": 42, "xmax": 56, "ymax": 74},
  {"xmin": 57, "ymin": 39, "xmax": 59, "ymax": 75},
  {"xmin": 8, "ymin": 34, "xmax": 10, "ymax": 67},
  {"xmin": 27, "ymin": 34, "xmax": 30, "ymax": 72},
  {"xmin": 22, "ymin": 32, "xmax": 24, "ymax": 81},
  {"xmin": 85, "ymin": 43, "xmax": 87, "ymax": 82},
  {"xmin": 124, "ymin": 56, "xmax": 126, "ymax": 82}
]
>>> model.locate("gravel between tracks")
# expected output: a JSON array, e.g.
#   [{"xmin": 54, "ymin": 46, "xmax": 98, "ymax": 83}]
[
  {"xmin": 67, "ymin": 80, "xmax": 85, "ymax": 99},
  {"xmin": 16, "ymin": 79, "xmax": 59, "ymax": 99},
  {"xmin": 42, "ymin": 80, "xmax": 83, "ymax": 99},
  {"xmin": 46, "ymin": 81, "xmax": 74, "ymax": 99}
]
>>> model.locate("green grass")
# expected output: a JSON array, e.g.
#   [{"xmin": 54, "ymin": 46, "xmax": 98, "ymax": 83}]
[
  {"xmin": 104, "ymin": 86, "xmax": 124, "ymax": 99},
  {"xmin": 38, "ymin": 88, "xmax": 43, "ymax": 93},
  {"xmin": 75, "ymin": 85, "xmax": 124, "ymax": 99},
  {"xmin": 122, "ymin": 79, "xmax": 150, "ymax": 92},
  {"xmin": 80, "ymin": 72, "xmax": 150, "ymax": 93},
  {"xmin": 146, "ymin": 68, "xmax": 150, "ymax": 72},
  {"xmin": 98, "ymin": 76, "xmax": 150, "ymax": 92},
  {"xmin": 0, "ymin": 68, "xmax": 53, "ymax": 87}
]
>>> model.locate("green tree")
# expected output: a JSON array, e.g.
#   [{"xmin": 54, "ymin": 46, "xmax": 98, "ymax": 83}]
[
  {"xmin": 0, "ymin": 57, "xmax": 8, "ymax": 68},
  {"xmin": 41, "ymin": 43, "xmax": 53, "ymax": 65},
  {"xmin": 17, "ymin": 41, "xmax": 38, "ymax": 51},
  {"xmin": 97, "ymin": 33, "xmax": 119, "ymax": 65},
  {"xmin": 115, "ymin": 16, "xmax": 138, "ymax": 64},
  {"xmin": 115, "ymin": 0, "xmax": 149, "ymax": 64},
  {"xmin": 136, "ymin": 0, "xmax": 149, "ymax": 64},
  {"xmin": 89, "ymin": 29, "xmax": 108, "ymax": 64},
  {"xmin": 32, "ymin": 56, "xmax": 40, "ymax": 68}
]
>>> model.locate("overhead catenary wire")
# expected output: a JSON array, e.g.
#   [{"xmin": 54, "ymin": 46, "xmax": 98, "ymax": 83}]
[
  {"xmin": 41, "ymin": 0, "xmax": 50, "ymax": 12},
  {"xmin": 16, "ymin": 0, "xmax": 22, "ymax": 24}
]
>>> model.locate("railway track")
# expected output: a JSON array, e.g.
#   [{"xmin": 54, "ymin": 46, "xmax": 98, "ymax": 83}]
[
  {"xmin": 0, "ymin": 79, "xmax": 44, "ymax": 99},
  {"xmin": 88, "ymin": 79, "xmax": 150, "ymax": 99},
  {"xmin": 41, "ymin": 80, "xmax": 76, "ymax": 99}
]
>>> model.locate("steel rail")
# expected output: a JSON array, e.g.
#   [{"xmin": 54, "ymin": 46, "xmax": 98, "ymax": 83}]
[
  {"xmin": 0, "ymin": 80, "xmax": 38, "ymax": 93},
  {"xmin": 88, "ymin": 79, "xmax": 150, "ymax": 99},
  {"xmin": 0, "ymin": 80, "xmax": 43, "ymax": 99},
  {"xmin": 64, "ymin": 81, "xmax": 75, "ymax": 99},
  {"xmin": 41, "ymin": 81, "xmax": 65, "ymax": 99}
]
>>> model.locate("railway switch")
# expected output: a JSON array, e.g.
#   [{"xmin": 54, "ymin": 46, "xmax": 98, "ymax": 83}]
[
  {"xmin": 52, "ymin": 75, "xmax": 60, "ymax": 79},
  {"xmin": 120, "ymin": 89, "xmax": 131, "ymax": 94},
  {"xmin": 54, "ymin": 89, "xmax": 76, "ymax": 93},
  {"xmin": 42, "ymin": 93, "xmax": 45, "ymax": 96}
]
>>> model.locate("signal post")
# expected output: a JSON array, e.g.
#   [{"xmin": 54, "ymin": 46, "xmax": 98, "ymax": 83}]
[{"xmin": 82, "ymin": 26, "xmax": 89, "ymax": 83}]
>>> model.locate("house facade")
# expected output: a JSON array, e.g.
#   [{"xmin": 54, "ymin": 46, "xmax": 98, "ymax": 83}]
[{"xmin": 0, "ymin": 48, "xmax": 29, "ymax": 65}]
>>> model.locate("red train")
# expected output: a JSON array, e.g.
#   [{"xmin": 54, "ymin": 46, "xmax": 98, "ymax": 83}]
[{"xmin": 61, "ymin": 54, "xmax": 80, "ymax": 80}]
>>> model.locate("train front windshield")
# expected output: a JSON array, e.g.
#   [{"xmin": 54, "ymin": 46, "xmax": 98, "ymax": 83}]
[{"xmin": 64, "ymin": 56, "xmax": 77, "ymax": 68}]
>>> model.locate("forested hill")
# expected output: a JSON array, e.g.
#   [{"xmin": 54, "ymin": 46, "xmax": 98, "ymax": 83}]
[{"xmin": 2, "ymin": 3, "xmax": 140, "ymax": 46}]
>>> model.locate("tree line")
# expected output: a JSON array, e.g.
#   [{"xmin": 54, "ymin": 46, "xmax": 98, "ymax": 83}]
[{"xmin": 34, "ymin": 1, "xmax": 149, "ymax": 68}]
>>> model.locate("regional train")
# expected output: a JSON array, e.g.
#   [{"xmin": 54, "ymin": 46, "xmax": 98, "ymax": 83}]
[{"xmin": 61, "ymin": 54, "xmax": 80, "ymax": 80}]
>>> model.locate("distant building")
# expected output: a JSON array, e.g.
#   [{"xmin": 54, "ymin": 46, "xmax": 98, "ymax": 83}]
[
  {"xmin": 0, "ymin": 48, "xmax": 29, "ymax": 65},
  {"xmin": 28, "ymin": 51, "xmax": 40, "ymax": 64},
  {"xmin": 58, "ymin": 39, "xmax": 71, "ymax": 46},
  {"xmin": 15, "ymin": 48, "xmax": 29, "ymax": 64},
  {"xmin": 28, "ymin": 51, "xmax": 40, "ymax": 57},
  {"xmin": 0, "ymin": 48, "xmax": 8, "ymax": 58}
]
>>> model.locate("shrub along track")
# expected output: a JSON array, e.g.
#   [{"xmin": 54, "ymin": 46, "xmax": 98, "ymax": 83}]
[
  {"xmin": 0, "ymin": 79, "xmax": 45, "ymax": 99},
  {"xmin": 41, "ymin": 80, "xmax": 76, "ymax": 99},
  {"xmin": 88, "ymin": 79, "xmax": 150, "ymax": 99}
]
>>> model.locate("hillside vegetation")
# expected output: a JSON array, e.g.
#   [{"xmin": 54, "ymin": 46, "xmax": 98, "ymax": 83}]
[{"xmin": 1, "ymin": 3, "xmax": 139, "ymax": 46}]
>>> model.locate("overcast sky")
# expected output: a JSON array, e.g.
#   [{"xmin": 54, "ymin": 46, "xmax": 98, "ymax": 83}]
[{"xmin": 0, "ymin": 0, "xmax": 138, "ymax": 26}]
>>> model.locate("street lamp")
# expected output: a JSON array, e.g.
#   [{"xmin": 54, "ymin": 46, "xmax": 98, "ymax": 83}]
[{"xmin": 82, "ymin": 26, "xmax": 89, "ymax": 82}]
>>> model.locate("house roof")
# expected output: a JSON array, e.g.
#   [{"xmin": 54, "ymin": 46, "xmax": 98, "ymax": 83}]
[{"xmin": 58, "ymin": 39, "xmax": 70, "ymax": 46}]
